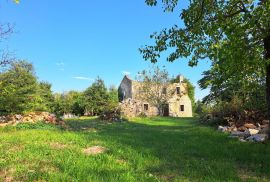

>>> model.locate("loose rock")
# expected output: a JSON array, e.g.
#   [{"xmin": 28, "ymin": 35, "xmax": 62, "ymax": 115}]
[
  {"xmin": 246, "ymin": 129, "xmax": 259, "ymax": 135},
  {"xmin": 218, "ymin": 126, "xmax": 228, "ymax": 132},
  {"xmin": 238, "ymin": 126, "xmax": 247, "ymax": 132},
  {"xmin": 0, "ymin": 112, "xmax": 65, "ymax": 127},
  {"xmin": 231, "ymin": 131, "xmax": 249, "ymax": 138},
  {"xmin": 259, "ymin": 127, "xmax": 270, "ymax": 135},
  {"xmin": 244, "ymin": 123, "xmax": 257, "ymax": 129},
  {"xmin": 246, "ymin": 134, "xmax": 268, "ymax": 142},
  {"xmin": 262, "ymin": 120, "xmax": 269, "ymax": 125},
  {"xmin": 260, "ymin": 124, "xmax": 269, "ymax": 129}
]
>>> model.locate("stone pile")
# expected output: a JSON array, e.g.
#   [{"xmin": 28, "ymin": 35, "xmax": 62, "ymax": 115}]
[
  {"xmin": 0, "ymin": 112, "xmax": 65, "ymax": 127},
  {"xmin": 218, "ymin": 120, "xmax": 269, "ymax": 142},
  {"xmin": 62, "ymin": 113, "xmax": 79, "ymax": 119}
]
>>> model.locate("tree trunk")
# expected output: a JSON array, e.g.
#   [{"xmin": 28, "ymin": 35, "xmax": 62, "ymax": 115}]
[{"xmin": 264, "ymin": 34, "xmax": 270, "ymax": 137}]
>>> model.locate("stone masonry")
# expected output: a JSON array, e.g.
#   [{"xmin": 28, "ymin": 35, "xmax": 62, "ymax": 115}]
[{"xmin": 118, "ymin": 75, "xmax": 193, "ymax": 117}]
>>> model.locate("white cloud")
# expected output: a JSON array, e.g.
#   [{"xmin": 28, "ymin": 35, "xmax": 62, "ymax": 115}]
[
  {"xmin": 72, "ymin": 76, "xmax": 94, "ymax": 81},
  {"xmin": 56, "ymin": 62, "xmax": 65, "ymax": 66},
  {"xmin": 59, "ymin": 68, "xmax": 65, "ymax": 71},
  {"xmin": 122, "ymin": 71, "xmax": 131, "ymax": 75}
]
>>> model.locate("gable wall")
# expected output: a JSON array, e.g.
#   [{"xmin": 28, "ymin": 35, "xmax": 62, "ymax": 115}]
[{"xmin": 118, "ymin": 76, "xmax": 132, "ymax": 101}]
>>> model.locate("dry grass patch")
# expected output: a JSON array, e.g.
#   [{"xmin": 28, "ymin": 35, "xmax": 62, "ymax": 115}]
[
  {"xmin": 82, "ymin": 146, "xmax": 107, "ymax": 155},
  {"xmin": 8, "ymin": 145, "xmax": 25, "ymax": 153},
  {"xmin": 0, "ymin": 168, "xmax": 16, "ymax": 182},
  {"xmin": 116, "ymin": 159, "xmax": 127, "ymax": 165},
  {"xmin": 238, "ymin": 169, "xmax": 268, "ymax": 182},
  {"xmin": 49, "ymin": 142, "xmax": 68, "ymax": 150}
]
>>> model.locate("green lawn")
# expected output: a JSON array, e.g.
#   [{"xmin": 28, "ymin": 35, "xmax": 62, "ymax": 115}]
[{"xmin": 0, "ymin": 117, "xmax": 269, "ymax": 181}]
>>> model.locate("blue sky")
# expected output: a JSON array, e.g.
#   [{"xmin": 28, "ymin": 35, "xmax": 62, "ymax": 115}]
[{"xmin": 0, "ymin": 0, "xmax": 211, "ymax": 100}]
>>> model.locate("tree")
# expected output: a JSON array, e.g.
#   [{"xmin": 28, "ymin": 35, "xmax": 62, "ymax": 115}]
[
  {"xmin": 84, "ymin": 77, "xmax": 109, "ymax": 115},
  {"xmin": 198, "ymin": 60, "xmax": 266, "ymax": 112},
  {"xmin": 137, "ymin": 66, "xmax": 172, "ymax": 116},
  {"xmin": 36, "ymin": 81, "xmax": 54, "ymax": 112},
  {"xmin": 108, "ymin": 85, "xmax": 120, "ymax": 105},
  {"xmin": 0, "ymin": 61, "xmax": 38, "ymax": 114},
  {"xmin": 69, "ymin": 91, "xmax": 85, "ymax": 116},
  {"xmin": 100, "ymin": 86, "xmax": 121, "ymax": 121},
  {"xmin": 140, "ymin": 0, "xmax": 270, "ymax": 119},
  {"xmin": 52, "ymin": 91, "xmax": 83, "ymax": 116}
]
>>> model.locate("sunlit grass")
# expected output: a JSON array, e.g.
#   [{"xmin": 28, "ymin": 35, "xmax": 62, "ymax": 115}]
[{"xmin": 0, "ymin": 117, "xmax": 269, "ymax": 181}]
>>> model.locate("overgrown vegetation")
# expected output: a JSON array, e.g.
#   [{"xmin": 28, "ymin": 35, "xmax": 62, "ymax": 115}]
[{"xmin": 196, "ymin": 61, "xmax": 267, "ymax": 125}]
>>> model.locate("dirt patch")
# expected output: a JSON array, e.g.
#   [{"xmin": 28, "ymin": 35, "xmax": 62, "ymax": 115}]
[
  {"xmin": 50, "ymin": 142, "xmax": 68, "ymax": 149},
  {"xmin": 8, "ymin": 145, "xmax": 25, "ymax": 153},
  {"xmin": 238, "ymin": 169, "xmax": 268, "ymax": 182},
  {"xmin": 82, "ymin": 146, "xmax": 107, "ymax": 155},
  {"xmin": 159, "ymin": 173, "xmax": 177, "ymax": 181},
  {"xmin": 0, "ymin": 168, "xmax": 15, "ymax": 182}
]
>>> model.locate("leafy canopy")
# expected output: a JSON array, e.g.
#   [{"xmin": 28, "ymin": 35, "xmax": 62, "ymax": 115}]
[
  {"xmin": 141, "ymin": 0, "xmax": 270, "ymax": 67},
  {"xmin": 0, "ymin": 61, "xmax": 37, "ymax": 114}
]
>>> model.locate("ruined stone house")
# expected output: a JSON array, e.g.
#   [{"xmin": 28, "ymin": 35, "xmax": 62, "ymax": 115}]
[{"xmin": 118, "ymin": 75, "xmax": 193, "ymax": 117}]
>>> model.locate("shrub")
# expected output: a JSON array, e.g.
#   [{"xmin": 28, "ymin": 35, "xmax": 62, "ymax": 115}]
[
  {"xmin": 100, "ymin": 103, "xmax": 121, "ymax": 122},
  {"xmin": 199, "ymin": 96, "xmax": 267, "ymax": 126},
  {"xmin": 138, "ymin": 112, "xmax": 147, "ymax": 118}
]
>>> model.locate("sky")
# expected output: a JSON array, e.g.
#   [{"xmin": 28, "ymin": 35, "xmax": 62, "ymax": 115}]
[{"xmin": 0, "ymin": 0, "xmax": 211, "ymax": 100}]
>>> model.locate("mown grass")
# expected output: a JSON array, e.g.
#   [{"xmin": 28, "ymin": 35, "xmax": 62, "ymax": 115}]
[{"xmin": 0, "ymin": 117, "xmax": 269, "ymax": 181}]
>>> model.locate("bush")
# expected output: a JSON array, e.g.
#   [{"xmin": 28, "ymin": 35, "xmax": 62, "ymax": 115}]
[
  {"xmin": 138, "ymin": 112, "xmax": 147, "ymax": 118},
  {"xmin": 199, "ymin": 96, "xmax": 267, "ymax": 126},
  {"xmin": 100, "ymin": 104, "xmax": 121, "ymax": 122}
]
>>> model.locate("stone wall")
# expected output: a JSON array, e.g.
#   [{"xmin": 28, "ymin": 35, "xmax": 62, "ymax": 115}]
[
  {"xmin": 118, "ymin": 75, "xmax": 193, "ymax": 117},
  {"xmin": 118, "ymin": 76, "xmax": 132, "ymax": 101},
  {"xmin": 168, "ymin": 95, "xmax": 193, "ymax": 117},
  {"xmin": 119, "ymin": 98, "xmax": 159, "ymax": 117}
]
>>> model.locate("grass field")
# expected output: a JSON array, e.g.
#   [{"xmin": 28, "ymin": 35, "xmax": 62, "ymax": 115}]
[{"xmin": 0, "ymin": 117, "xmax": 269, "ymax": 181}]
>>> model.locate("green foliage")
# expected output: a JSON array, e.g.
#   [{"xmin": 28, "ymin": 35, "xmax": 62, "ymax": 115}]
[
  {"xmin": 52, "ymin": 78, "xmax": 120, "ymax": 119},
  {"xmin": 194, "ymin": 100, "xmax": 209, "ymax": 116},
  {"xmin": 198, "ymin": 62, "xmax": 267, "ymax": 112},
  {"xmin": 13, "ymin": 0, "xmax": 19, "ymax": 4},
  {"xmin": 0, "ymin": 61, "xmax": 38, "ymax": 114},
  {"xmin": 142, "ymin": 0, "xmax": 269, "ymax": 66},
  {"xmin": 53, "ymin": 91, "xmax": 85, "ymax": 116},
  {"xmin": 84, "ymin": 77, "xmax": 110, "ymax": 115},
  {"xmin": 36, "ymin": 82, "xmax": 54, "ymax": 112},
  {"xmin": 0, "ymin": 61, "xmax": 54, "ymax": 115},
  {"xmin": 99, "ymin": 85, "xmax": 121, "ymax": 121}
]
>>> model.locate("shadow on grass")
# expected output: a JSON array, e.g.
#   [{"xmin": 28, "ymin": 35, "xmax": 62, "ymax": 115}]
[{"xmin": 64, "ymin": 117, "xmax": 270, "ymax": 181}]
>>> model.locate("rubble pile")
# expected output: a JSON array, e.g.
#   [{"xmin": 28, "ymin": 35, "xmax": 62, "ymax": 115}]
[
  {"xmin": 218, "ymin": 120, "xmax": 269, "ymax": 142},
  {"xmin": 0, "ymin": 112, "xmax": 65, "ymax": 127}
]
